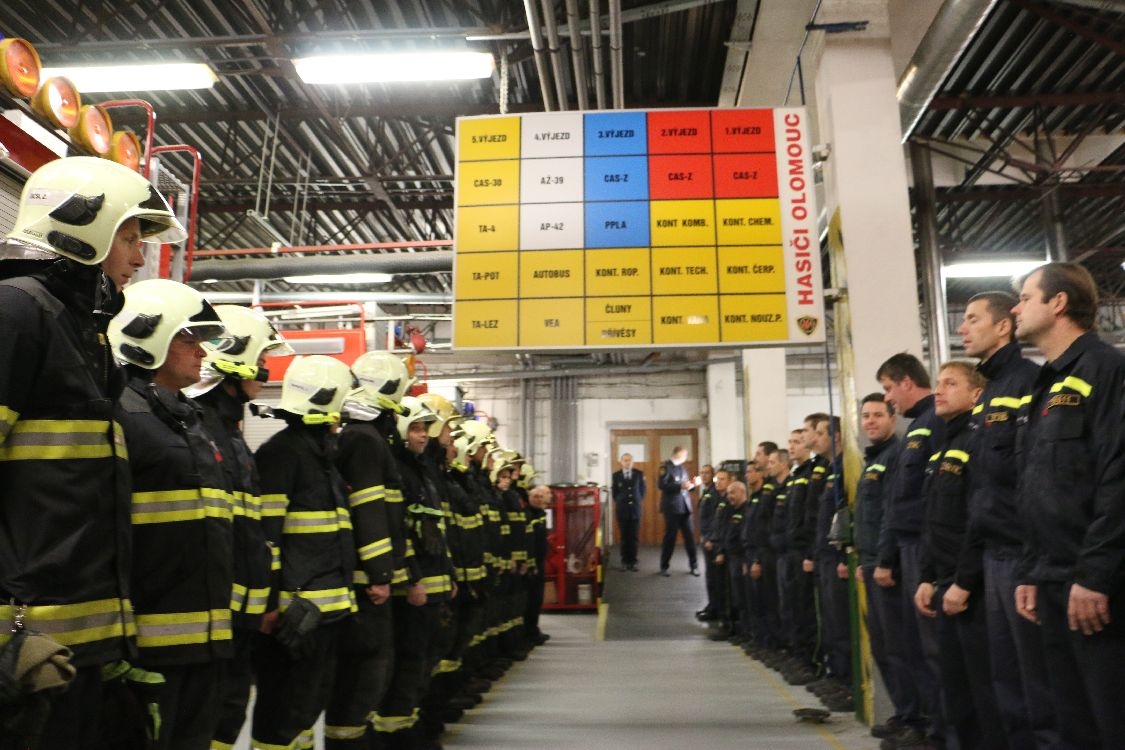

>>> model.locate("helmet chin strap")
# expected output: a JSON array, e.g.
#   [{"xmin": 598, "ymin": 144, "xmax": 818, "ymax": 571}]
[{"xmin": 91, "ymin": 267, "xmax": 125, "ymax": 321}]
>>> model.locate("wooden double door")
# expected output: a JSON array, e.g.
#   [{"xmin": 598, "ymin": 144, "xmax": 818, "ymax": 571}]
[{"xmin": 609, "ymin": 428, "xmax": 700, "ymax": 546}]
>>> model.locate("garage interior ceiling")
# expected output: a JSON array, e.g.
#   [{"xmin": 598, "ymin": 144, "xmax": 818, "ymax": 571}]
[{"xmin": 0, "ymin": 0, "xmax": 1122, "ymax": 365}]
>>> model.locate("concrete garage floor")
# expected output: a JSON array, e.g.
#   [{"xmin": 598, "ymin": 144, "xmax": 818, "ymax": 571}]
[
  {"xmin": 444, "ymin": 546, "xmax": 878, "ymax": 750},
  {"xmin": 235, "ymin": 546, "xmax": 880, "ymax": 749}
]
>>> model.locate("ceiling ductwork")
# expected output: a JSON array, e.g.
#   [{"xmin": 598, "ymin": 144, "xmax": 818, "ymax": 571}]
[
  {"xmin": 897, "ymin": 0, "xmax": 1000, "ymax": 141},
  {"xmin": 190, "ymin": 249, "xmax": 452, "ymax": 282}
]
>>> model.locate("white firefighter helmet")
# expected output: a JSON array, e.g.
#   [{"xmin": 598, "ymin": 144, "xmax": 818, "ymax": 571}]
[
  {"xmin": 451, "ymin": 432, "xmax": 474, "ymax": 469},
  {"xmin": 108, "ymin": 278, "xmax": 226, "ymax": 370},
  {"xmin": 350, "ymin": 351, "xmax": 411, "ymax": 414},
  {"xmin": 395, "ymin": 395, "xmax": 439, "ymax": 443},
  {"xmin": 6, "ymin": 156, "xmax": 186, "ymax": 264},
  {"xmin": 518, "ymin": 462, "xmax": 537, "ymax": 489},
  {"xmin": 278, "ymin": 355, "xmax": 353, "ymax": 424},
  {"xmin": 454, "ymin": 419, "xmax": 493, "ymax": 456},
  {"xmin": 186, "ymin": 305, "xmax": 294, "ymax": 396},
  {"xmin": 418, "ymin": 392, "xmax": 462, "ymax": 438}
]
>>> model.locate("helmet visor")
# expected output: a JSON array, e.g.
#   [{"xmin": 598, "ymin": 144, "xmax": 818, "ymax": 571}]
[
  {"xmin": 131, "ymin": 185, "xmax": 188, "ymax": 244},
  {"xmin": 177, "ymin": 323, "xmax": 230, "ymax": 349}
]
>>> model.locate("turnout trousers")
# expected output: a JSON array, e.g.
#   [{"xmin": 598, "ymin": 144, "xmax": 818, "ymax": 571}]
[
  {"xmin": 372, "ymin": 599, "xmax": 440, "ymax": 741},
  {"xmin": 251, "ymin": 622, "xmax": 341, "ymax": 750},
  {"xmin": 325, "ymin": 596, "xmax": 394, "ymax": 748}
]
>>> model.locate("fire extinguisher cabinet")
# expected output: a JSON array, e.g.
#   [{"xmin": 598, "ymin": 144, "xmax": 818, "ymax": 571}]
[{"xmin": 543, "ymin": 485, "xmax": 601, "ymax": 611}]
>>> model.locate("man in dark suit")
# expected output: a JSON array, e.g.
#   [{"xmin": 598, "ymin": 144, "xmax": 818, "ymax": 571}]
[
  {"xmin": 658, "ymin": 446, "xmax": 699, "ymax": 577},
  {"xmin": 611, "ymin": 453, "xmax": 646, "ymax": 571}
]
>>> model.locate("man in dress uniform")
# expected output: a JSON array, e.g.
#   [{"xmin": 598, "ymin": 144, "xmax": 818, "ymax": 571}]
[{"xmin": 611, "ymin": 453, "xmax": 645, "ymax": 572}]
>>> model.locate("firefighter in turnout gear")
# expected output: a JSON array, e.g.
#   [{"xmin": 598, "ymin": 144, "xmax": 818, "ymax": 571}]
[
  {"xmin": 374, "ymin": 396, "xmax": 456, "ymax": 750},
  {"xmin": 185, "ymin": 305, "xmax": 294, "ymax": 750},
  {"xmin": 416, "ymin": 393, "xmax": 485, "ymax": 736},
  {"xmin": 108, "ymin": 278, "xmax": 235, "ymax": 748},
  {"xmin": 251, "ymin": 356, "xmax": 358, "ymax": 750},
  {"xmin": 460, "ymin": 420, "xmax": 516, "ymax": 679},
  {"xmin": 521, "ymin": 465, "xmax": 550, "ymax": 646},
  {"xmin": 0, "ymin": 157, "xmax": 184, "ymax": 749},
  {"xmin": 492, "ymin": 449, "xmax": 532, "ymax": 662},
  {"xmin": 447, "ymin": 420, "xmax": 502, "ymax": 696},
  {"xmin": 325, "ymin": 351, "xmax": 408, "ymax": 749}
]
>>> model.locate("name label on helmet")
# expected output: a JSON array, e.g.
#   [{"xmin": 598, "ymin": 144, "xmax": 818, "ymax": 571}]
[{"xmin": 25, "ymin": 188, "xmax": 74, "ymax": 206}]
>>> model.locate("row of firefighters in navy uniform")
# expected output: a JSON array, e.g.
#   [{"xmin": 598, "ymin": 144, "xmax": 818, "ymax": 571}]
[
  {"xmin": 0, "ymin": 157, "xmax": 550, "ymax": 750},
  {"xmin": 651, "ymin": 279, "xmax": 1124, "ymax": 750}
]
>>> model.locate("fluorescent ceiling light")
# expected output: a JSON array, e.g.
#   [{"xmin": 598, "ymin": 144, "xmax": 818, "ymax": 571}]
[
  {"xmin": 943, "ymin": 260, "xmax": 1044, "ymax": 279},
  {"xmin": 39, "ymin": 63, "xmax": 217, "ymax": 92},
  {"xmin": 293, "ymin": 51, "xmax": 494, "ymax": 84},
  {"xmin": 283, "ymin": 272, "xmax": 394, "ymax": 285}
]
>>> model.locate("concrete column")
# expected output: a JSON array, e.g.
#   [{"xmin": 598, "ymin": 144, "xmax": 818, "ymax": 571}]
[
  {"xmin": 814, "ymin": 38, "xmax": 925, "ymax": 392},
  {"xmin": 742, "ymin": 348, "xmax": 788, "ymax": 454},
  {"xmin": 706, "ymin": 360, "xmax": 742, "ymax": 465}
]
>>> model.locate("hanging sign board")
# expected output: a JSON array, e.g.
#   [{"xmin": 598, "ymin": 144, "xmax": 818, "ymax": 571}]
[{"xmin": 452, "ymin": 107, "xmax": 824, "ymax": 349}]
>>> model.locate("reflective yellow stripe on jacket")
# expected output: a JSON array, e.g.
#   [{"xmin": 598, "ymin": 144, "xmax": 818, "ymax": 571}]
[
  {"xmin": 132, "ymin": 487, "xmax": 234, "ymax": 525},
  {"xmin": 231, "ymin": 584, "xmax": 270, "ymax": 615},
  {"xmin": 0, "ymin": 404, "xmax": 17, "ymax": 441},
  {"xmin": 1050, "ymin": 375, "xmax": 1093, "ymax": 398},
  {"xmin": 349, "ymin": 484, "xmax": 385, "ymax": 508},
  {"xmin": 282, "ymin": 508, "xmax": 352, "ymax": 535},
  {"xmin": 260, "ymin": 494, "xmax": 288, "ymax": 518},
  {"xmin": 0, "ymin": 598, "xmax": 135, "ymax": 648},
  {"xmin": 455, "ymin": 513, "xmax": 483, "ymax": 530},
  {"xmin": 278, "ymin": 587, "xmax": 356, "ymax": 614},
  {"xmin": 136, "ymin": 609, "xmax": 232, "ymax": 649},
  {"xmin": 420, "ymin": 574, "xmax": 453, "ymax": 595},
  {"xmin": 358, "ymin": 537, "xmax": 393, "ymax": 562},
  {"xmin": 0, "ymin": 419, "xmax": 127, "ymax": 461},
  {"xmin": 230, "ymin": 491, "xmax": 262, "ymax": 520}
]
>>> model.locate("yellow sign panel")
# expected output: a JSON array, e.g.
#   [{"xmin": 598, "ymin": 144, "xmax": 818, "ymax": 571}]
[
  {"xmin": 717, "ymin": 246, "xmax": 786, "ymax": 294},
  {"xmin": 719, "ymin": 295, "xmax": 788, "ymax": 341},
  {"xmin": 586, "ymin": 317, "xmax": 653, "ymax": 345},
  {"xmin": 651, "ymin": 247, "xmax": 718, "ymax": 295},
  {"xmin": 585, "ymin": 296, "xmax": 651, "ymax": 345},
  {"xmin": 457, "ymin": 159, "xmax": 520, "ymax": 206},
  {"xmin": 585, "ymin": 248, "xmax": 651, "ymax": 296},
  {"xmin": 586, "ymin": 296, "xmax": 650, "ymax": 322},
  {"xmin": 651, "ymin": 199, "xmax": 717, "ymax": 247},
  {"xmin": 715, "ymin": 199, "xmax": 783, "ymax": 246},
  {"xmin": 452, "ymin": 108, "xmax": 826, "ymax": 349},
  {"xmin": 454, "ymin": 252, "xmax": 518, "ymax": 300},
  {"xmin": 519, "ymin": 298, "xmax": 585, "ymax": 347},
  {"xmin": 458, "ymin": 117, "xmax": 521, "ymax": 161},
  {"xmin": 455, "ymin": 300, "xmax": 518, "ymax": 348},
  {"xmin": 455, "ymin": 205, "xmax": 519, "ymax": 252},
  {"xmin": 518, "ymin": 250, "xmax": 584, "ymax": 298},
  {"xmin": 652, "ymin": 296, "xmax": 720, "ymax": 344}
]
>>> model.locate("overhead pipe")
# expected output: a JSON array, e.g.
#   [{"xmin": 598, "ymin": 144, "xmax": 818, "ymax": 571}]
[
  {"xmin": 910, "ymin": 142, "xmax": 951, "ymax": 371},
  {"xmin": 522, "ymin": 0, "xmax": 557, "ymax": 111},
  {"xmin": 897, "ymin": 0, "xmax": 1000, "ymax": 142},
  {"xmin": 190, "ymin": 248, "xmax": 451, "ymax": 281},
  {"xmin": 192, "ymin": 239, "xmax": 452, "ymax": 258},
  {"xmin": 588, "ymin": 0, "xmax": 608, "ymax": 109},
  {"xmin": 540, "ymin": 0, "xmax": 571, "ymax": 110},
  {"xmin": 608, "ymin": 0, "xmax": 625, "ymax": 108},
  {"xmin": 438, "ymin": 354, "xmax": 741, "ymax": 382},
  {"xmin": 565, "ymin": 0, "xmax": 592, "ymax": 110},
  {"xmin": 200, "ymin": 291, "xmax": 451, "ymax": 305}
]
